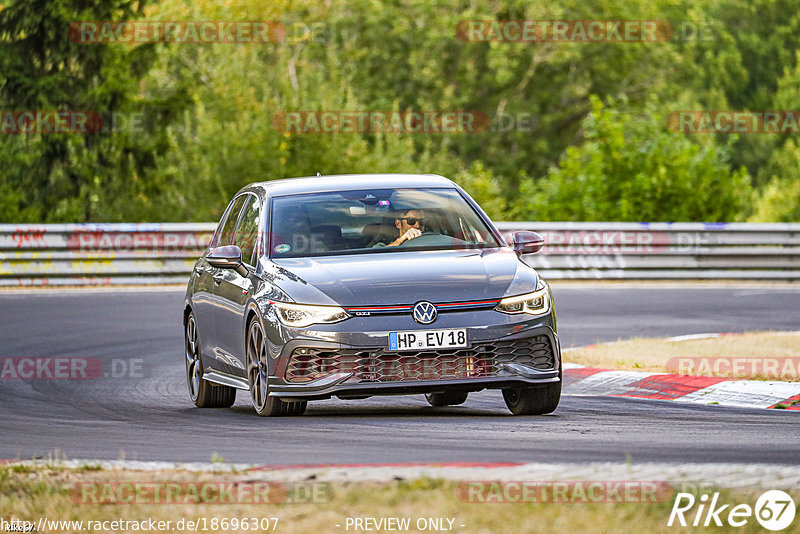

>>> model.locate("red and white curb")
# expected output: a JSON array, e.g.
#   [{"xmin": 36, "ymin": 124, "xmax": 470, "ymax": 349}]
[{"xmin": 562, "ymin": 363, "xmax": 800, "ymax": 410}]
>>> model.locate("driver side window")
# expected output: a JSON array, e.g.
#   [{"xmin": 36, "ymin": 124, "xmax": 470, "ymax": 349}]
[
  {"xmin": 234, "ymin": 195, "xmax": 261, "ymax": 266},
  {"xmin": 214, "ymin": 195, "xmax": 248, "ymax": 248}
]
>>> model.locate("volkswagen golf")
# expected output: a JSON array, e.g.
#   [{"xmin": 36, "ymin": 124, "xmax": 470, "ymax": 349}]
[{"xmin": 183, "ymin": 174, "xmax": 561, "ymax": 416}]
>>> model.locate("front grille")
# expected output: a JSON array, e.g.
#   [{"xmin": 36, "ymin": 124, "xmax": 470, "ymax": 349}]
[{"xmin": 285, "ymin": 335, "xmax": 555, "ymax": 383}]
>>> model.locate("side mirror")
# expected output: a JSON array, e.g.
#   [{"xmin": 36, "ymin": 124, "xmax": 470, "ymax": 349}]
[
  {"xmin": 512, "ymin": 231, "xmax": 545, "ymax": 255},
  {"xmin": 207, "ymin": 245, "xmax": 249, "ymax": 277}
]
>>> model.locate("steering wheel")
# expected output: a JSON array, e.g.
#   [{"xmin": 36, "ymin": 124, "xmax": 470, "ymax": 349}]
[{"xmin": 398, "ymin": 231, "xmax": 461, "ymax": 248}]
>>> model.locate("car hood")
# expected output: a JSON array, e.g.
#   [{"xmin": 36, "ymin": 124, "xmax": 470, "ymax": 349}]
[{"xmin": 267, "ymin": 248, "xmax": 538, "ymax": 306}]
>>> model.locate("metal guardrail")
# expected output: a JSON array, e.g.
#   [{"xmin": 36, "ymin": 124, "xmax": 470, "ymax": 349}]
[
  {"xmin": 0, "ymin": 222, "xmax": 798, "ymax": 286},
  {"xmin": 496, "ymin": 222, "xmax": 800, "ymax": 280},
  {"xmin": 0, "ymin": 223, "xmax": 216, "ymax": 286}
]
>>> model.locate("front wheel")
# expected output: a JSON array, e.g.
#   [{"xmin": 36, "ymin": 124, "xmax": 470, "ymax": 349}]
[
  {"xmin": 247, "ymin": 319, "xmax": 306, "ymax": 417},
  {"xmin": 185, "ymin": 312, "xmax": 236, "ymax": 408},
  {"xmin": 502, "ymin": 380, "xmax": 560, "ymax": 415}
]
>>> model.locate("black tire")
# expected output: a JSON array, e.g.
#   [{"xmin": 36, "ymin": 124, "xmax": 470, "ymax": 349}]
[
  {"xmin": 185, "ymin": 312, "xmax": 236, "ymax": 408},
  {"xmin": 425, "ymin": 391, "xmax": 468, "ymax": 407},
  {"xmin": 502, "ymin": 379, "xmax": 561, "ymax": 415},
  {"xmin": 246, "ymin": 318, "xmax": 305, "ymax": 417}
]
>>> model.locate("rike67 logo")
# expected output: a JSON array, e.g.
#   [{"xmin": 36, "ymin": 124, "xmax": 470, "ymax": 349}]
[{"xmin": 668, "ymin": 490, "xmax": 796, "ymax": 531}]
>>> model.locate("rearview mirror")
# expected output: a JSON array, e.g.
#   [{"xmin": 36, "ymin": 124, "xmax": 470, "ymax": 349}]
[
  {"xmin": 512, "ymin": 231, "xmax": 545, "ymax": 255},
  {"xmin": 207, "ymin": 245, "xmax": 249, "ymax": 277}
]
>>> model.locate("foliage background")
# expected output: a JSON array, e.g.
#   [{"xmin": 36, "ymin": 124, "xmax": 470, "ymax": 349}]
[{"xmin": 1, "ymin": 0, "xmax": 799, "ymax": 223}]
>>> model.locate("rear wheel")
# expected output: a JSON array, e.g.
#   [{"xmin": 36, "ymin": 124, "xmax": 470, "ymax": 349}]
[
  {"xmin": 502, "ymin": 379, "xmax": 560, "ymax": 415},
  {"xmin": 247, "ymin": 319, "xmax": 306, "ymax": 417},
  {"xmin": 185, "ymin": 312, "xmax": 236, "ymax": 408},
  {"xmin": 425, "ymin": 391, "xmax": 468, "ymax": 407}
]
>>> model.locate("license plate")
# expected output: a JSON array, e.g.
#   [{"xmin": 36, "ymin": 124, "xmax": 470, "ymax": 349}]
[{"xmin": 388, "ymin": 329, "xmax": 467, "ymax": 351}]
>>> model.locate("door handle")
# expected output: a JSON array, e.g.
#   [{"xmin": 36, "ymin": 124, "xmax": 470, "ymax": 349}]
[{"xmin": 212, "ymin": 275, "xmax": 224, "ymax": 285}]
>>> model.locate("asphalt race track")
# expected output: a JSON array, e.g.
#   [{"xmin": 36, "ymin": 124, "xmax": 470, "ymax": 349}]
[{"xmin": 1, "ymin": 284, "xmax": 798, "ymax": 465}]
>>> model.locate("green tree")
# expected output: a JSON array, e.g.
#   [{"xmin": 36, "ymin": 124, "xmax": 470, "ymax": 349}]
[
  {"xmin": 749, "ymin": 138, "xmax": 800, "ymax": 222},
  {"xmin": 515, "ymin": 96, "xmax": 751, "ymax": 221},
  {"xmin": 0, "ymin": 0, "xmax": 187, "ymax": 222},
  {"xmin": 676, "ymin": 0, "xmax": 800, "ymax": 178},
  {"xmin": 6, "ymin": 0, "xmax": 800, "ymax": 223}
]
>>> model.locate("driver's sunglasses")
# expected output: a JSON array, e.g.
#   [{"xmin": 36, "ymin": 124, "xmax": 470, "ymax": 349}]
[{"xmin": 399, "ymin": 217, "xmax": 425, "ymax": 226}]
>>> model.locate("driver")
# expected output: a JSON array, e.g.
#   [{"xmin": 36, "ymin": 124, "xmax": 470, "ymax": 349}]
[{"xmin": 386, "ymin": 209, "xmax": 425, "ymax": 247}]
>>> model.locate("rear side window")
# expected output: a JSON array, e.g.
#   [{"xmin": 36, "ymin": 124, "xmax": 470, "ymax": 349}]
[
  {"xmin": 235, "ymin": 195, "xmax": 261, "ymax": 265},
  {"xmin": 216, "ymin": 195, "xmax": 249, "ymax": 247}
]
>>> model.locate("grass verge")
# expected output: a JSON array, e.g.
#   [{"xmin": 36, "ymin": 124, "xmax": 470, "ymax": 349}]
[{"xmin": 1, "ymin": 466, "xmax": 794, "ymax": 534}]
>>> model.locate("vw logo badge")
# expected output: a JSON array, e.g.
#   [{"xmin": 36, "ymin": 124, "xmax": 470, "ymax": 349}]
[{"xmin": 412, "ymin": 301, "xmax": 437, "ymax": 324}]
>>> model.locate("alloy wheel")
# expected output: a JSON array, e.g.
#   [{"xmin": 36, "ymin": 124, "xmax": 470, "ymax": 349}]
[
  {"xmin": 185, "ymin": 314, "xmax": 201, "ymax": 401},
  {"xmin": 247, "ymin": 320, "xmax": 269, "ymax": 412}
]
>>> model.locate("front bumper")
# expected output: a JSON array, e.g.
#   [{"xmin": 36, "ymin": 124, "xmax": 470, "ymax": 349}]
[{"xmin": 266, "ymin": 321, "xmax": 561, "ymax": 401}]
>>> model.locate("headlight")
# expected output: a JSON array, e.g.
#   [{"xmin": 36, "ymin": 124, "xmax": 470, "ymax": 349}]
[
  {"xmin": 495, "ymin": 282, "xmax": 551, "ymax": 316},
  {"xmin": 271, "ymin": 301, "xmax": 350, "ymax": 328}
]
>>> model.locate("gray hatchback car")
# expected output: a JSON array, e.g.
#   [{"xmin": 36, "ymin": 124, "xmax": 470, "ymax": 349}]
[{"xmin": 183, "ymin": 174, "xmax": 561, "ymax": 416}]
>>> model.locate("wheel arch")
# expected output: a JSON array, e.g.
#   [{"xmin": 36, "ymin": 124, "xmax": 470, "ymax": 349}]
[{"xmin": 245, "ymin": 301, "xmax": 262, "ymax": 337}]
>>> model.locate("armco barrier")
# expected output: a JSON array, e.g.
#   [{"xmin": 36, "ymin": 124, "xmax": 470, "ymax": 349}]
[
  {"xmin": 0, "ymin": 223, "xmax": 216, "ymax": 286},
  {"xmin": 495, "ymin": 222, "xmax": 800, "ymax": 280},
  {"xmin": 0, "ymin": 222, "xmax": 798, "ymax": 286}
]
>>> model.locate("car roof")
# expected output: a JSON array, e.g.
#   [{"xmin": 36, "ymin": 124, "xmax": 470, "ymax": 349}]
[{"xmin": 241, "ymin": 173, "xmax": 458, "ymax": 197}]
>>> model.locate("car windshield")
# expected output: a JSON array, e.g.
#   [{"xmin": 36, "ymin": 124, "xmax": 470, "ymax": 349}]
[{"xmin": 268, "ymin": 188, "xmax": 502, "ymax": 258}]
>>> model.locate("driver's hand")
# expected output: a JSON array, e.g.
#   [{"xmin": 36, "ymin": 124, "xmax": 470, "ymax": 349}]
[{"xmin": 401, "ymin": 228, "xmax": 422, "ymax": 242}]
